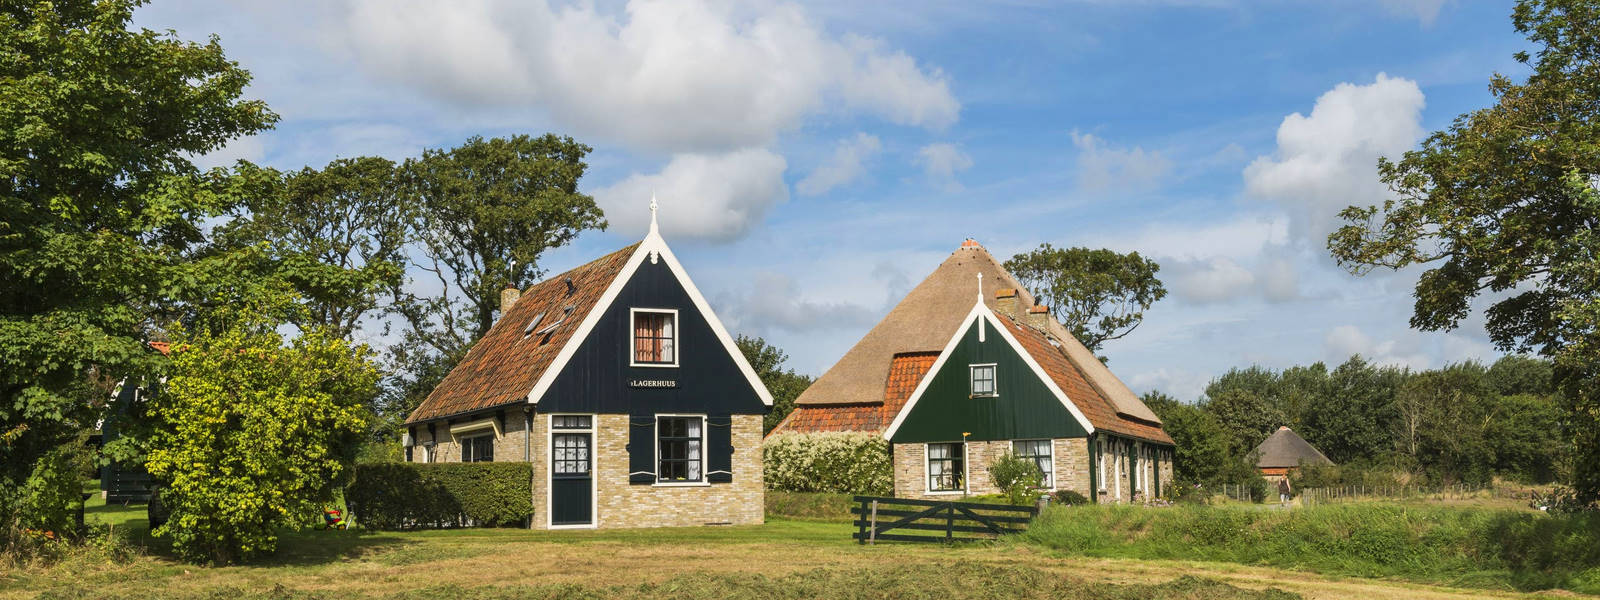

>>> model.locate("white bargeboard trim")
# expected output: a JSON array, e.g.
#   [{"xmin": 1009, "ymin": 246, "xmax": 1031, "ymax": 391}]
[{"xmin": 882, "ymin": 300, "xmax": 1096, "ymax": 441}]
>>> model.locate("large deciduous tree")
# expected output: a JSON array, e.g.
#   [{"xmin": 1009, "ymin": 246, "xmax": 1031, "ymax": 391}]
[
  {"xmin": 218, "ymin": 158, "xmax": 412, "ymax": 339},
  {"xmin": 0, "ymin": 0, "xmax": 274, "ymax": 533},
  {"xmin": 1005, "ymin": 245, "xmax": 1166, "ymax": 356},
  {"xmin": 394, "ymin": 135, "xmax": 605, "ymax": 361},
  {"xmin": 1327, "ymin": 0, "xmax": 1600, "ymax": 501}
]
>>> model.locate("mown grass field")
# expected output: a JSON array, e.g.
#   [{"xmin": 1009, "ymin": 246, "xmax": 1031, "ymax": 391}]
[{"xmin": 2, "ymin": 490, "xmax": 1594, "ymax": 600}]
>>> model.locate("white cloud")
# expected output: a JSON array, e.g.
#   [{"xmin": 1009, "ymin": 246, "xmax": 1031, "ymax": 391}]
[
  {"xmin": 915, "ymin": 142, "xmax": 973, "ymax": 191},
  {"xmin": 592, "ymin": 148, "xmax": 788, "ymax": 242},
  {"xmin": 336, "ymin": 0, "xmax": 958, "ymax": 153},
  {"xmin": 1069, "ymin": 131, "xmax": 1171, "ymax": 191},
  {"xmin": 1244, "ymin": 73, "xmax": 1425, "ymax": 243},
  {"xmin": 796, "ymin": 133, "xmax": 882, "ymax": 196},
  {"xmin": 716, "ymin": 272, "xmax": 879, "ymax": 336},
  {"xmin": 1257, "ymin": 255, "xmax": 1301, "ymax": 303},
  {"xmin": 1126, "ymin": 368, "xmax": 1212, "ymax": 404},
  {"xmin": 1323, "ymin": 324, "xmax": 1431, "ymax": 369},
  {"xmin": 1170, "ymin": 257, "xmax": 1257, "ymax": 304},
  {"xmin": 190, "ymin": 136, "xmax": 265, "ymax": 170},
  {"xmin": 1083, "ymin": 215, "xmax": 1288, "ymax": 262}
]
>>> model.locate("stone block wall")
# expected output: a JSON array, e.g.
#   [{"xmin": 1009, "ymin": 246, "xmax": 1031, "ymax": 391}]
[
  {"xmin": 892, "ymin": 437, "xmax": 1091, "ymax": 500},
  {"xmin": 408, "ymin": 413, "xmax": 531, "ymax": 464}
]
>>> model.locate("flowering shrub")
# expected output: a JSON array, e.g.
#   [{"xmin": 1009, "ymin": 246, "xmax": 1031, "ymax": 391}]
[{"xmin": 763, "ymin": 432, "xmax": 892, "ymax": 495}]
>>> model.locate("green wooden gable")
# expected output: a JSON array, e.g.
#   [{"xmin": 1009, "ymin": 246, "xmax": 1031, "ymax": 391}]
[{"xmin": 887, "ymin": 311, "xmax": 1090, "ymax": 444}]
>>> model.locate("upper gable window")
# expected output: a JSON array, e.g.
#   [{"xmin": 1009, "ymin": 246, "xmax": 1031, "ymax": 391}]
[
  {"xmin": 970, "ymin": 363, "xmax": 997, "ymax": 397},
  {"xmin": 631, "ymin": 309, "xmax": 678, "ymax": 367}
]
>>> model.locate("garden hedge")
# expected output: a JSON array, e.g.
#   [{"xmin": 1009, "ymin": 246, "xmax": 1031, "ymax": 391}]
[
  {"xmin": 347, "ymin": 462, "xmax": 532, "ymax": 530},
  {"xmin": 763, "ymin": 431, "xmax": 892, "ymax": 495}
]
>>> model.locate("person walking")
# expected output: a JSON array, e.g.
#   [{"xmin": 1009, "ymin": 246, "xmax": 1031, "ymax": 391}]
[{"xmin": 1278, "ymin": 478, "xmax": 1293, "ymax": 505}]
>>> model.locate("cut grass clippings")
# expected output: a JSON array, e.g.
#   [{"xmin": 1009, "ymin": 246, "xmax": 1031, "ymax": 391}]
[{"xmin": 32, "ymin": 563, "xmax": 1298, "ymax": 600}]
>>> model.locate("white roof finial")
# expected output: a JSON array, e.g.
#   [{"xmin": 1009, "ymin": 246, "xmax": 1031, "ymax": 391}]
[
  {"xmin": 976, "ymin": 272, "xmax": 984, "ymax": 303},
  {"xmin": 649, "ymin": 191, "xmax": 659, "ymax": 235}
]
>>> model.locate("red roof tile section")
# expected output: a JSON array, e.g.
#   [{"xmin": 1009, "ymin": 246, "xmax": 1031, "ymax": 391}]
[
  {"xmin": 406, "ymin": 243, "xmax": 641, "ymax": 424},
  {"xmin": 769, "ymin": 352, "xmax": 937, "ymax": 435},
  {"xmin": 1000, "ymin": 314, "xmax": 1173, "ymax": 445}
]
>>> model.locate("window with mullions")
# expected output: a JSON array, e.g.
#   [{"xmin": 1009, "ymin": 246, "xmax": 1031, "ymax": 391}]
[
  {"xmin": 657, "ymin": 416, "xmax": 702, "ymax": 482},
  {"xmin": 552, "ymin": 433, "xmax": 590, "ymax": 475},
  {"xmin": 1012, "ymin": 439, "xmax": 1053, "ymax": 489},
  {"xmin": 927, "ymin": 442, "xmax": 965, "ymax": 492},
  {"xmin": 970, "ymin": 364, "xmax": 996, "ymax": 397},
  {"xmin": 633, "ymin": 310, "xmax": 676, "ymax": 365},
  {"xmin": 551, "ymin": 415, "xmax": 592, "ymax": 430},
  {"xmin": 461, "ymin": 434, "xmax": 493, "ymax": 462}
]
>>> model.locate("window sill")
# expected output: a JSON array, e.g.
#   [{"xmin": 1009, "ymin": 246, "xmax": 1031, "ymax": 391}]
[
  {"xmin": 630, "ymin": 362, "xmax": 680, "ymax": 369},
  {"xmin": 925, "ymin": 490, "xmax": 967, "ymax": 496},
  {"xmin": 653, "ymin": 481, "xmax": 711, "ymax": 488}
]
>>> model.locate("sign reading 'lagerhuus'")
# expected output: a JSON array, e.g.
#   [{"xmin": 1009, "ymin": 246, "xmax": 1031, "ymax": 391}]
[{"xmin": 628, "ymin": 379, "xmax": 678, "ymax": 388}]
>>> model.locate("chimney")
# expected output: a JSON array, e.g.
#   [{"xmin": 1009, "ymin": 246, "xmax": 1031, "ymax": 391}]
[
  {"xmin": 500, "ymin": 283, "xmax": 520, "ymax": 315},
  {"xmin": 1027, "ymin": 305, "xmax": 1051, "ymax": 329},
  {"xmin": 995, "ymin": 288, "xmax": 1019, "ymax": 319}
]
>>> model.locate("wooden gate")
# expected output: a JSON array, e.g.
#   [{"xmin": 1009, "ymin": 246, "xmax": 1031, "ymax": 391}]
[{"xmin": 851, "ymin": 496, "xmax": 1038, "ymax": 544}]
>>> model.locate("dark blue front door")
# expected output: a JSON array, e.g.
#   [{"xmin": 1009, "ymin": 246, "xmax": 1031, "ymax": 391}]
[{"xmin": 551, "ymin": 431, "xmax": 592, "ymax": 526}]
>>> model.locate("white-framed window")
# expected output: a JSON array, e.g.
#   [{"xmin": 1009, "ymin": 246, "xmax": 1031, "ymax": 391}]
[
  {"xmin": 969, "ymin": 363, "xmax": 997, "ymax": 397},
  {"xmin": 631, "ymin": 308, "xmax": 678, "ymax": 367},
  {"xmin": 655, "ymin": 414, "xmax": 704, "ymax": 483},
  {"xmin": 422, "ymin": 441, "xmax": 435, "ymax": 463},
  {"xmin": 926, "ymin": 442, "xmax": 966, "ymax": 493},
  {"xmin": 1012, "ymin": 439, "xmax": 1054, "ymax": 489},
  {"xmin": 461, "ymin": 434, "xmax": 494, "ymax": 462}
]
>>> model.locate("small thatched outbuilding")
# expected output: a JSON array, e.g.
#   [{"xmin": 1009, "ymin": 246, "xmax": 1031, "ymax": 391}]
[{"xmin": 1254, "ymin": 426, "xmax": 1333, "ymax": 482}]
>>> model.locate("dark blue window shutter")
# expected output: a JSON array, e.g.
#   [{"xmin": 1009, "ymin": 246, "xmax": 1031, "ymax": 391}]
[
  {"xmin": 627, "ymin": 415, "xmax": 655, "ymax": 484},
  {"xmin": 707, "ymin": 414, "xmax": 733, "ymax": 483}
]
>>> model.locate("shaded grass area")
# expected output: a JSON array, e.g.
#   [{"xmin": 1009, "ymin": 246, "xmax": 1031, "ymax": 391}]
[
  {"xmin": 33, "ymin": 563, "xmax": 1297, "ymax": 600},
  {"xmin": 1019, "ymin": 503, "xmax": 1600, "ymax": 594},
  {"xmin": 763, "ymin": 491, "xmax": 855, "ymax": 520}
]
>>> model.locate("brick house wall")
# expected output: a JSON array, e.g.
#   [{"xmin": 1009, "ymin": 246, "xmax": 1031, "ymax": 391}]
[
  {"xmin": 891, "ymin": 438, "xmax": 1092, "ymax": 500},
  {"xmin": 410, "ymin": 413, "xmax": 531, "ymax": 464}
]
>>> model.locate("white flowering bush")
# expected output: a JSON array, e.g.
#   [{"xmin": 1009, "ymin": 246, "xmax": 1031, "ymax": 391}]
[{"xmin": 763, "ymin": 432, "xmax": 892, "ymax": 495}]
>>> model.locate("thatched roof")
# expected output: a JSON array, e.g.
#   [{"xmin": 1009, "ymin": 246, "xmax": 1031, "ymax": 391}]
[
  {"xmin": 1254, "ymin": 426, "xmax": 1334, "ymax": 469},
  {"xmin": 793, "ymin": 240, "xmax": 1161, "ymax": 425}
]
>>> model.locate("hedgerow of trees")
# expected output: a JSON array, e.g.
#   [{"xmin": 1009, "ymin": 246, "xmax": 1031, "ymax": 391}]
[{"xmin": 1147, "ymin": 355, "xmax": 1565, "ymax": 491}]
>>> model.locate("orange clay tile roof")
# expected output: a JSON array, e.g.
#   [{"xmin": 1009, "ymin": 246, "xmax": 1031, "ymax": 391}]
[
  {"xmin": 405, "ymin": 243, "xmax": 641, "ymax": 424},
  {"xmin": 768, "ymin": 352, "xmax": 938, "ymax": 436},
  {"xmin": 999, "ymin": 313, "xmax": 1173, "ymax": 445}
]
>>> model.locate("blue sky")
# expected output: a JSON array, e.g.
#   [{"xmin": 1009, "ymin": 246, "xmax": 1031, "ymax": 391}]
[{"xmin": 138, "ymin": 0, "xmax": 1532, "ymax": 401}]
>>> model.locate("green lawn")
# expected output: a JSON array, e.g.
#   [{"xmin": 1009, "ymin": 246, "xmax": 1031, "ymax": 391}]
[{"xmin": 3, "ymin": 491, "xmax": 1592, "ymax": 600}]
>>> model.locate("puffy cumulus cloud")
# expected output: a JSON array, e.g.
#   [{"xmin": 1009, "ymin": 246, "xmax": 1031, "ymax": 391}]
[
  {"xmin": 1169, "ymin": 257, "xmax": 1256, "ymax": 304},
  {"xmin": 1244, "ymin": 73, "xmax": 1425, "ymax": 242},
  {"xmin": 190, "ymin": 136, "xmax": 265, "ymax": 170},
  {"xmin": 714, "ymin": 272, "xmax": 880, "ymax": 336},
  {"xmin": 1069, "ymin": 131, "xmax": 1171, "ymax": 191},
  {"xmin": 915, "ymin": 142, "xmax": 973, "ymax": 191},
  {"xmin": 593, "ymin": 148, "xmax": 788, "ymax": 242},
  {"xmin": 337, "ymin": 0, "xmax": 958, "ymax": 153},
  {"xmin": 796, "ymin": 133, "xmax": 882, "ymax": 196}
]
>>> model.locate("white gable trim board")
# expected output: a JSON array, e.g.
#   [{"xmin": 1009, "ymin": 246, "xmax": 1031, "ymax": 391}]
[
  {"xmin": 524, "ymin": 229, "xmax": 774, "ymax": 407},
  {"xmin": 881, "ymin": 300, "xmax": 1096, "ymax": 441}
]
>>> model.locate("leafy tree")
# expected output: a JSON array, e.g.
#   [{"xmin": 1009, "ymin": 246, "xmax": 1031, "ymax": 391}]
[
  {"xmin": 1300, "ymin": 356, "xmax": 1405, "ymax": 465},
  {"xmin": 1327, "ymin": 0, "xmax": 1600, "ymax": 501},
  {"xmin": 736, "ymin": 335, "xmax": 814, "ymax": 433},
  {"xmin": 218, "ymin": 158, "xmax": 413, "ymax": 339},
  {"xmin": 1487, "ymin": 354, "xmax": 1554, "ymax": 397},
  {"xmin": 1142, "ymin": 392, "xmax": 1231, "ymax": 485},
  {"xmin": 1004, "ymin": 245, "xmax": 1166, "ymax": 356},
  {"xmin": 1490, "ymin": 393, "xmax": 1564, "ymax": 483},
  {"xmin": 1402, "ymin": 363, "xmax": 1497, "ymax": 484},
  {"xmin": 1201, "ymin": 387, "xmax": 1283, "ymax": 457},
  {"xmin": 0, "ymin": 0, "xmax": 274, "ymax": 535},
  {"xmin": 144, "ymin": 294, "xmax": 378, "ymax": 564},
  {"xmin": 394, "ymin": 135, "xmax": 605, "ymax": 360}
]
